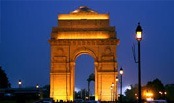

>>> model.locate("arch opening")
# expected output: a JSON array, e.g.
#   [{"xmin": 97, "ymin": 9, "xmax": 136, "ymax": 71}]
[{"xmin": 75, "ymin": 54, "xmax": 95, "ymax": 100}]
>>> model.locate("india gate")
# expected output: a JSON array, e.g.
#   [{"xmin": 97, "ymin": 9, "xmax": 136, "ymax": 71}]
[{"xmin": 49, "ymin": 6, "xmax": 119, "ymax": 101}]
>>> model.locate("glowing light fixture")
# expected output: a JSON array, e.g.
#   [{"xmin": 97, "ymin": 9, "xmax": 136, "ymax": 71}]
[
  {"xmin": 36, "ymin": 84, "xmax": 39, "ymax": 89},
  {"xmin": 144, "ymin": 91, "xmax": 154, "ymax": 101},
  {"xmin": 116, "ymin": 77, "xmax": 119, "ymax": 82},
  {"xmin": 164, "ymin": 91, "xmax": 167, "ymax": 95},
  {"xmin": 110, "ymin": 86, "xmax": 113, "ymax": 90},
  {"xmin": 119, "ymin": 67, "xmax": 123, "ymax": 75},
  {"xmin": 18, "ymin": 79, "xmax": 22, "ymax": 88},
  {"xmin": 112, "ymin": 82, "xmax": 114, "ymax": 87},
  {"xmin": 136, "ymin": 23, "xmax": 143, "ymax": 41}
]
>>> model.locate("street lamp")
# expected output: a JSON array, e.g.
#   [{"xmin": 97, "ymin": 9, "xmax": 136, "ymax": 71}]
[
  {"xmin": 115, "ymin": 77, "xmax": 119, "ymax": 101},
  {"xmin": 116, "ymin": 77, "xmax": 119, "ymax": 82},
  {"xmin": 36, "ymin": 84, "xmax": 39, "ymax": 89},
  {"xmin": 136, "ymin": 22, "xmax": 143, "ymax": 103},
  {"xmin": 112, "ymin": 82, "xmax": 114, "ymax": 87},
  {"xmin": 110, "ymin": 86, "xmax": 113, "ymax": 101},
  {"xmin": 164, "ymin": 91, "xmax": 167, "ymax": 100},
  {"xmin": 111, "ymin": 82, "xmax": 114, "ymax": 101},
  {"xmin": 136, "ymin": 23, "xmax": 143, "ymax": 41},
  {"xmin": 120, "ymin": 67, "xmax": 123, "ymax": 103},
  {"xmin": 18, "ymin": 79, "xmax": 22, "ymax": 88}
]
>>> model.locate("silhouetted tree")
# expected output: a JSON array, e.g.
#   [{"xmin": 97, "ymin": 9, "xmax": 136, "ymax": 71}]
[
  {"xmin": 125, "ymin": 84, "xmax": 138, "ymax": 103},
  {"xmin": 43, "ymin": 84, "xmax": 50, "ymax": 98},
  {"xmin": 146, "ymin": 78, "xmax": 164, "ymax": 100},
  {"xmin": 165, "ymin": 84, "xmax": 174, "ymax": 102},
  {"xmin": 125, "ymin": 78, "xmax": 165, "ymax": 102},
  {"xmin": 0, "ymin": 66, "xmax": 11, "ymax": 88},
  {"xmin": 75, "ymin": 89, "xmax": 88, "ymax": 100}
]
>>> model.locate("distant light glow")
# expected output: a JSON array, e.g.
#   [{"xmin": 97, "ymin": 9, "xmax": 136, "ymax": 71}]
[
  {"xmin": 127, "ymin": 85, "xmax": 131, "ymax": 90},
  {"xmin": 118, "ymin": 85, "xmax": 132, "ymax": 95},
  {"xmin": 146, "ymin": 98, "xmax": 154, "ymax": 101},
  {"xmin": 18, "ymin": 80, "xmax": 22, "ymax": 85},
  {"xmin": 145, "ymin": 92, "xmax": 153, "ymax": 97},
  {"xmin": 75, "ymin": 87, "xmax": 80, "ymax": 92},
  {"xmin": 164, "ymin": 91, "xmax": 167, "ymax": 95},
  {"xmin": 159, "ymin": 91, "xmax": 162, "ymax": 94},
  {"xmin": 143, "ymin": 90, "xmax": 154, "ymax": 101},
  {"xmin": 18, "ymin": 81, "xmax": 22, "ymax": 85}
]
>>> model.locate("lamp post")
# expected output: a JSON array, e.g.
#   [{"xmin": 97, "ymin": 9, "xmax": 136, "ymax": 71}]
[
  {"xmin": 116, "ymin": 77, "xmax": 119, "ymax": 82},
  {"xmin": 111, "ymin": 83, "xmax": 114, "ymax": 101},
  {"xmin": 164, "ymin": 91, "xmax": 167, "ymax": 100},
  {"xmin": 110, "ymin": 86, "xmax": 113, "ymax": 101},
  {"xmin": 120, "ymin": 67, "xmax": 123, "ymax": 103},
  {"xmin": 136, "ymin": 22, "xmax": 143, "ymax": 103},
  {"xmin": 18, "ymin": 79, "xmax": 22, "ymax": 88},
  {"xmin": 116, "ymin": 77, "xmax": 119, "ymax": 102},
  {"xmin": 36, "ymin": 84, "xmax": 39, "ymax": 89}
]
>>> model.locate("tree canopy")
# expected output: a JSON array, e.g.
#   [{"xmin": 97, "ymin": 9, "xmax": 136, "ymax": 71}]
[
  {"xmin": 0, "ymin": 66, "xmax": 11, "ymax": 88},
  {"xmin": 125, "ymin": 78, "xmax": 174, "ymax": 102},
  {"xmin": 146, "ymin": 78, "xmax": 165, "ymax": 99}
]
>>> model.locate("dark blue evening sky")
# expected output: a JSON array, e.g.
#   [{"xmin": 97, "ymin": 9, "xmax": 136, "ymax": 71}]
[{"xmin": 1, "ymin": 1, "xmax": 174, "ymax": 92}]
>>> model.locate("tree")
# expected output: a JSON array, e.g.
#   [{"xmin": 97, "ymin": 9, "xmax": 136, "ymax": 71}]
[
  {"xmin": 125, "ymin": 84, "xmax": 138, "ymax": 103},
  {"xmin": 75, "ymin": 89, "xmax": 88, "ymax": 100},
  {"xmin": 42, "ymin": 84, "xmax": 50, "ymax": 98},
  {"xmin": 165, "ymin": 84, "xmax": 174, "ymax": 102},
  {"xmin": 146, "ymin": 78, "xmax": 164, "ymax": 100},
  {"xmin": 125, "ymin": 78, "xmax": 165, "ymax": 102},
  {"xmin": 0, "ymin": 66, "xmax": 11, "ymax": 88}
]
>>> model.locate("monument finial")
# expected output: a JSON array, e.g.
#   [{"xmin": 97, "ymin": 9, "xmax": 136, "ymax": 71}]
[{"xmin": 71, "ymin": 6, "xmax": 97, "ymax": 13}]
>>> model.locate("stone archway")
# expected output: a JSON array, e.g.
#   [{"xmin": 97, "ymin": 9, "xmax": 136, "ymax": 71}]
[
  {"xmin": 49, "ymin": 6, "xmax": 119, "ymax": 101},
  {"xmin": 72, "ymin": 48, "xmax": 96, "ymax": 100}
]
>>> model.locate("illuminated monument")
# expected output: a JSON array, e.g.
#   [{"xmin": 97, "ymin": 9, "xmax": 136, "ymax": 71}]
[{"xmin": 49, "ymin": 6, "xmax": 119, "ymax": 101}]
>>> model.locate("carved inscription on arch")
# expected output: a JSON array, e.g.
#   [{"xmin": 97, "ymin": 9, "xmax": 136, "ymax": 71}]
[
  {"xmin": 52, "ymin": 47, "xmax": 64, "ymax": 56},
  {"xmin": 101, "ymin": 46, "xmax": 114, "ymax": 61},
  {"xmin": 49, "ymin": 39, "xmax": 118, "ymax": 46},
  {"xmin": 52, "ymin": 47, "xmax": 67, "ymax": 63}
]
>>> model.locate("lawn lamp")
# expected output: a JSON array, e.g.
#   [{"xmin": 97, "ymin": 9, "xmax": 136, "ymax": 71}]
[
  {"xmin": 120, "ymin": 67, "xmax": 123, "ymax": 103},
  {"xmin": 136, "ymin": 22, "xmax": 143, "ymax": 103}
]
